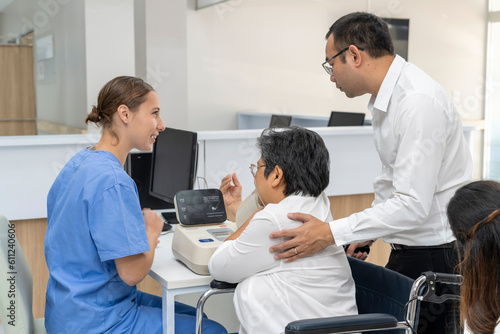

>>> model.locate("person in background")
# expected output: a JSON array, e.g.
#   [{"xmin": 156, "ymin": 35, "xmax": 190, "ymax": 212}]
[
  {"xmin": 446, "ymin": 180, "xmax": 500, "ymax": 334},
  {"xmin": 209, "ymin": 127, "xmax": 357, "ymax": 334},
  {"xmin": 268, "ymin": 12, "xmax": 472, "ymax": 334},
  {"xmin": 44, "ymin": 76, "xmax": 227, "ymax": 334}
]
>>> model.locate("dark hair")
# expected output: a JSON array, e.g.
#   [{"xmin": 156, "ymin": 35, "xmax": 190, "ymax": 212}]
[
  {"xmin": 446, "ymin": 180, "xmax": 500, "ymax": 334},
  {"xmin": 85, "ymin": 76, "xmax": 154, "ymax": 129},
  {"xmin": 325, "ymin": 12, "xmax": 394, "ymax": 61},
  {"xmin": 256, "ymin": 126, "xmax": 330, "ymax": 197}
]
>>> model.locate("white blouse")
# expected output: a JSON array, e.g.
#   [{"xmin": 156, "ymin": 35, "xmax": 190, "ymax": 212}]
[
  {"xmin": 209, "ymin": 193, "xmax": 358, "ymax": 334},
  {"xmin": 464, "ymin": 320, "xmax": 500, "ymax": 334}
]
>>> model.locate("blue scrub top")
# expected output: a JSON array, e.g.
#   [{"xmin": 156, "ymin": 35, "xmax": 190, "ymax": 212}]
[{"xmin": 45, "ymin": 149, "xmax": 149, "ymax": 333}]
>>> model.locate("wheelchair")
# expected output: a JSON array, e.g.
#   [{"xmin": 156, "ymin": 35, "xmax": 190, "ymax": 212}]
[{"xmin": 196, "ymin": 256, "xmax": 462, "ymax": 334}]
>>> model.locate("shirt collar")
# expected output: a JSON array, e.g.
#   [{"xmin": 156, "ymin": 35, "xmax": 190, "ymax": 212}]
[{"xmin": 367, "ymin": 55, "xmax": 406, "ymax": 113}]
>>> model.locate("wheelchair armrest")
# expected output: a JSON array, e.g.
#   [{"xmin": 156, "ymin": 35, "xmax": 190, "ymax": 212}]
[
  {"xmin": 285, "ymin": 313, "xmax": 398, "ymax": 334},
  {"xmin": 210, "ymin": 279, "xmax": 238, "ymax": 289}
]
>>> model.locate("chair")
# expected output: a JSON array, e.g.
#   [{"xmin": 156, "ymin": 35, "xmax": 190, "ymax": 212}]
[
  {"xmin": 0, "ymin": 214, "xmax": 46, "ymax": 334},
  {"xmin": 285, "ymin": 257, "xmax": 462, "ymax": 334}
]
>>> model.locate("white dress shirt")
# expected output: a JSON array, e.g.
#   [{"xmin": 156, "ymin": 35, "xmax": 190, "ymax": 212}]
[
  {"xmin": 331, "ymin": 55, "xmax": 473, "ymax": 246},
  {"xmin": 209, "ymin": 193, "xmax": 357, "ymax": 334}
]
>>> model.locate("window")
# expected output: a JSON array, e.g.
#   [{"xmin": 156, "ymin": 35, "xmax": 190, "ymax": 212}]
[
  {"xmin": 484, "ymin": 3, "xmax": 500, "ymax": 180},
  {"xmin": 491, "ymin": 0, "xmax": 500, "ymax": 11}
]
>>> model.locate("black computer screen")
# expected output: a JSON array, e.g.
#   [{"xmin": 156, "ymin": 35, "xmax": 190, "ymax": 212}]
[
  {"xmin": 383, "ymin": 18, "xmax": 409, "ymax": 60},
  {"xmin": 328, "ymin": 111, "xmax": 365, "ymax": 127},
  {"xmin": 269, "ymin": 114, "xmax": 292, "ymax": 128},
  {"xmin": 149, "ymin": 127, "xmax": 198, "ymax": 204},
  {"xmin": 125, "ymin": 152, "xmax": 174, "ymax": 210}
]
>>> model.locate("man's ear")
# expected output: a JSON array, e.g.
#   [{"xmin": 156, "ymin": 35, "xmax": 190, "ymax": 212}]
[
  {"xmin": 271, "ymin": 166, "xmax": 284, "ymax": 188},
  {"xmin": 349, "ymin": 45, "xmax": 363, "ymax": 67},
  {"xmin": 117, "ymin": 104, "xmax": 130, "ymax": 124}
]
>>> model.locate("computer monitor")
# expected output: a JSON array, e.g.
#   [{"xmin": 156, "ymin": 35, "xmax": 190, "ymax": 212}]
[
  {"xmin": 269, "ymin": 114, "xmax": 292, "ymax": 128},
  {"xmin": 327, "ymin": 111, "xmax": 365, "ymax": 127},
  {"xmin": 149, "ymin": 127, "xmax": 198, "ymax": 204},
  {"xmin": 125, "ymin": 152, "xmax": 174, "ymax": 210},
  {"xmin": 383, "ymin": 18, "xmax": 409, "ymax": 60}
]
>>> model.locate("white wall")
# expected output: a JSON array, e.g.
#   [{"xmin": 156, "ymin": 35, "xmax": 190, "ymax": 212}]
[
  {"xmin": 144, "ymin": 0, "xmax": 189, "ymax": 129},
  {"xmin": 84, "ymin": 0, "xmax": 136, "ymax": 134},
  {"xmin": 181, "ymin": 0, "xmax": 487, "ymax": 131}
]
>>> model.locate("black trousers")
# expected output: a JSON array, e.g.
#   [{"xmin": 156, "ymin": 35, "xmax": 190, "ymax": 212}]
[{"xmin": 386, "ymin": 246, "xmax": 462, "ymax": 334}]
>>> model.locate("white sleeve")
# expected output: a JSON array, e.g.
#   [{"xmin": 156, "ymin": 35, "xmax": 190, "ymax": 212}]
[
  {"xmin": 208, "ymin": 211, "xmax": 280, "ymax": 283},
  {"xmin": 331, "ymin": 93, "xmax": 448, "ymax": 245}
]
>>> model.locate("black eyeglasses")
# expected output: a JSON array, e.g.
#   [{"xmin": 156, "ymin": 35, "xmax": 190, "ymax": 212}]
[{"xmin": 322, "ymin": 46, "xmax": 365, "ymax": 75}]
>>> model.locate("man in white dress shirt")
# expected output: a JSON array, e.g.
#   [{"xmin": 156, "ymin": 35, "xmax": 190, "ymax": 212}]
[{"xmin": 268, "ymin": 12, "xmax": 472, "ymax": 334}]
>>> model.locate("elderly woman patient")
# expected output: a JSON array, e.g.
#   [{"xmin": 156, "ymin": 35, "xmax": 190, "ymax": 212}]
[{"xmin": 208, "ymin": 126, "xmax": 357, "ymax": 334}]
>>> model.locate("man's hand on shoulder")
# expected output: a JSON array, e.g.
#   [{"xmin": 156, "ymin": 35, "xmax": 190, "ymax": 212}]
[{"xmin": 268, "ymin": 213, "xmax": 335, "ymax": 262}]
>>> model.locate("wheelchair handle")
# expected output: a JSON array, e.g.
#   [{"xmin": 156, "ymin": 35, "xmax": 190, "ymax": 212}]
[
  {"xmin": 421, "ymin": 271, "xmax": 464, "ymax": 285},
  {"xmin": 427, "ymin": 293, "xmax": 461, "ymax": 303},
  {"xmin": 417, "ymin": 271, "xmax": 463, "ymax": 304}
]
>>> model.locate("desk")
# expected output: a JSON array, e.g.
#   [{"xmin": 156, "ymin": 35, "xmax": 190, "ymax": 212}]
[{"xmin": 149, "ymin": 229, "xmax": 213, "ymax": 334}]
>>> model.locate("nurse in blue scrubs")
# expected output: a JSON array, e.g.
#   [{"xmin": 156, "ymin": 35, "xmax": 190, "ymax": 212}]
[{"xmin": 44, "ymin": 76, "xmax": 227, "ymax": 334}]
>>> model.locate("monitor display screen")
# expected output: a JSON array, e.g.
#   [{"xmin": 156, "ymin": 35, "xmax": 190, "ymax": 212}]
[
  {"xmin": 269, "ymin": 114, "xmax": 292, "ymax": 128},
  {"xmin": 328, "ymin": 111, "xmax": 365, "ymax": 127},
  {"xmin": 383, "ymin": 18, "xmax": 409, "ymax": 60},
  {"xmin": 149, "ymin": 127, "xmax": 198, "ymax": 204},
  {"xmin": 125, "ymin": 152, "xmax": 174, "ymax": 210}
]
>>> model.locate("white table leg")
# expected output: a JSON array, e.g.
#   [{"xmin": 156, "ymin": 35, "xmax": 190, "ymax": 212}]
[
  {"xmin": 163, "ymin": 286, "xmax": 176, "ymax": 334},
  {"xmin": 161, "ymin": 285, "xmax": 210, "ymax": 333}
]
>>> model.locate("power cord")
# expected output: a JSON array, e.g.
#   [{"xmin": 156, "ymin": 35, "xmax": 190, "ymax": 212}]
[
  {"xmin": 403, "ymin": 296, "xmax": 420, "ymax": 334},
  {"xmin": 196, "ymin": 176, "xmax": 208, "ymax": 189}
]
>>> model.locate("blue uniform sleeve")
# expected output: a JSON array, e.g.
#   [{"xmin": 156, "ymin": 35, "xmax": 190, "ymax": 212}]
[{"xmin": 89, "ymin": 182, "xmax": 150, "ymax": 262}]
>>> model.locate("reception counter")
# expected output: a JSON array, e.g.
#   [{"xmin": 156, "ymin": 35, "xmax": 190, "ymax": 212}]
[{"xmin": 0, "ymin": 127, "xmax": 382, "ymax": 221}]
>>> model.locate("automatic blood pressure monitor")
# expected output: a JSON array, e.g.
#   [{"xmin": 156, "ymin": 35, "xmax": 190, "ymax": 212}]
[{"xmin": 171, "ymin": 189, "xmax": 236, "ymax": 275}]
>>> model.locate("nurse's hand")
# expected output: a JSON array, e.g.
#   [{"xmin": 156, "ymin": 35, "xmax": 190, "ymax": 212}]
[
  {"xmin": 268, "ymin": 212, "xmax": 335, "ymax": 262},
  {"xmin": 143, "ymin": 208, "xmax": 163, "ymax": 240},
  {"xmin": 115, "ymin": 209, "xmax": 163, "ymax": 286}
]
